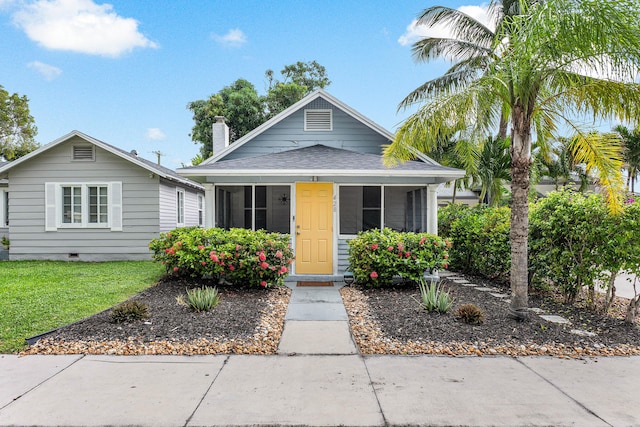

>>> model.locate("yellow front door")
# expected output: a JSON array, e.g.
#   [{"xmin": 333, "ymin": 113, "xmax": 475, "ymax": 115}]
[{"xmin": 295, "ymin": 182, "xmax": 333, "ymax": 274}]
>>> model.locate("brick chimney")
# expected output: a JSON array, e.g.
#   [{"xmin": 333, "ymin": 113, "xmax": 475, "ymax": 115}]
[{"xmin": 212, "ymin": 116, "xmax": 229, "ymax": 155}]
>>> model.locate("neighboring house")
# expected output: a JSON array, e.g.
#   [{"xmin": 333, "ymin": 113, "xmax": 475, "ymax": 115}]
[
  {"xmin": 0, "ymin": 163, "xmax": 8, "ymax": 260},
  {"xmin": 0, "ymin": 131, "xmax": 204, "ymax": 261},
  {"xmin": 178, "ymin": 90, "xmax": 465, "ymax": 278}
]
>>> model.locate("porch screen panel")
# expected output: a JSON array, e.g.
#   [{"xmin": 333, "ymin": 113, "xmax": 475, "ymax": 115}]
[
  {"xmin": 216, "ymin": 185, "xmax": 290, "ymax": 233},
  {"xmin": 339, "ymin": 186, "xmax": 381, "ymax": 234}
]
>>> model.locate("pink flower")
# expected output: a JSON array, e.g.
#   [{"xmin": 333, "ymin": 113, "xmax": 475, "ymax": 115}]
[
  {"xmin": 198, "ymin": 245, "xmax": 205, "ymax": 251},
  {"xmin": 210, "ymin": 253, "xmax": 219, "ymax": 262},
  {"xmin": 201, "ymin": 261, "xmax": 207, "ymax": 266},
  {"xmin": 259, "ymin": 252, "xmax": 267, "ymax": 261},
  {"xmin": 371, "ymin": 243, "xmax": 379, "ymax": 250},
  {"xmin": 228, "ymin": 265, "xmax": 235, "ymax": 271},
  {"xmin": 405, "ymin": 252, "xmax": 411, "ymax": 258},
  {"xmin": 173, "ymin": 267, "xmax": 179, "ymax": 273},
  {"xmin": 260, "ymin": 281, "xmax": 267, "ymax": 287},
  {"xmin": 387, "ymin": 246, "xmax": 394, "ymax": 251},
  {"xmin": 275, "ymin": 250, "xmax": 283, "ymax": 259},
  {"xmin": 260, "ymin": 262, "xmax": 269, "ymax": 269},
  {"xmin": 279, "ymin": 266, "xmax": 288, "ymax": 275},
  {"xmin": 443, "ymin": 263, "xmax": 449, "ymax": 269},
  {"xmin": 419, "ymin": 237, "xmax": 426, "ymax": 245},
  {"xmin": 397, "ymin": 243, "xmax": 404, "ymax": 251},
  {"xmin": 370, "ymin": 271, "xmax": 378, "ymax": 279}
]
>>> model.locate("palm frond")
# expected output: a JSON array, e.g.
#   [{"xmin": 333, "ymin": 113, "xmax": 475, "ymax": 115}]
[
  {"xmin": 412, "ymin": 38, "xmax": 493, "ymax": 63},
  {"xmin": 569, "ymin": 132, "xmax": 625, "ymax": 213},
  {"xmin": 416, "ymin": 6, "xmax": 495, "ymax": 48}
]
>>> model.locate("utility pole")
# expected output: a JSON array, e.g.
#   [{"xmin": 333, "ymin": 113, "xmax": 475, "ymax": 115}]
[{"xmin": 151, "ymin": 150, "xmax": 165, "ymax": 165}]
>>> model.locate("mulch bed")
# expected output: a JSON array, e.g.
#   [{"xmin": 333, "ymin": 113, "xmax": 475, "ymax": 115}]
[
  {"xmin": 342, "ymin": 273, "xmax": 640, "ymax": 358},
  {"xmin": 22, "ymin": 272, "xmax": 640, "ymax": 358},
  {"xmin": 23, "ymin": 278, "xmax": 290, "ymax": 356}
]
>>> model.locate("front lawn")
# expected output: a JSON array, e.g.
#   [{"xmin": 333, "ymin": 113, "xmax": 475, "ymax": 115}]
[{"xmin": 0, "ymin": 261, "xmax": 164, "ymax": 353}]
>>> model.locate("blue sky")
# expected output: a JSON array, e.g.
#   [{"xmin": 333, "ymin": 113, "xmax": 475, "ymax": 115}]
[{"xmin": 0, "ymin": 0, "xmax": 492, "ymax": 169}]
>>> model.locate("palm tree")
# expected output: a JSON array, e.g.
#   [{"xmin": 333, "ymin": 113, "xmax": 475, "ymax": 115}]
[
  {"xmin": 386, "ymin": 0, "xmax": 637, "ymax": 319},
  {"xmin": 477, "ymin": 137, "xmax": 511, "ymax": 206},
  {"xmin": 421, "ymin": 136, "xmax": 478, "ymax": 203},
  {"xmin": 613, "ymin": 125, "xmax": 640, "ymax": 193},
  {"xmin": 536, "ymin": 136, "xmax": 592, "ymax": 192}
]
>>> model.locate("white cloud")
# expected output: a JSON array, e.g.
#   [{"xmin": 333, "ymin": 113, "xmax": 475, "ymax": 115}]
[
  {"xmin": 145, "ymin": 128, "xmax": 166, "ymax": 141},
  {"xmin": 27, "ymin": 60, "xmax": 62, "ymax": 80},
  {"xmin": 398, "ymin": 4, "xmax": 493, "ymax": 46},
  {"xmin": 212, "ymin": 28, "xmax": 247, "ymax": 48},
  {"xmin": 13, "ymin": 0, "xmax": 158, "ymax": 57}
]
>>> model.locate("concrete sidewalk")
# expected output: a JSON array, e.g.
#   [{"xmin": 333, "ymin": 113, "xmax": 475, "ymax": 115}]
[{"xmin": 1, "ymin": 353, "xmax": 639, "ymax": 426}]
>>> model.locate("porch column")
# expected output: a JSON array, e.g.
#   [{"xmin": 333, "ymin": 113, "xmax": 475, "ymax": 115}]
[
  {"xmin": 204, "ymin": 183, "xmax": 215, "ymax": 228},
  {"xmin": 427, "ymin": 185, "xmax": 438, "ymax": 235}
]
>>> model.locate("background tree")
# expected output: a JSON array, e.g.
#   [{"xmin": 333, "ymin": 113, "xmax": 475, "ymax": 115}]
[
  {"xmin": 0, "ymin": 85, "xmax": 38, "ymax": 160},
  {"xmin": 386, "ymin": 0, "xmax": 639, "ymax": 320},
  {"xmin": 189, "ymin": 61, "xmax": 330, "ymax": 159},
  {"xmin": 187, "ymin": 79, "xmax": 264, "ymax": 158},
  {"xmin": 613, "ymin": 125, "xmax": 640, "ymax": 193}
]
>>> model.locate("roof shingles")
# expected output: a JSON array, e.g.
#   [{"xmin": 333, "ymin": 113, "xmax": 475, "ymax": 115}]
[{"xmin": 187, "ymin": 144, "xmax": 457, "ymax": 173}]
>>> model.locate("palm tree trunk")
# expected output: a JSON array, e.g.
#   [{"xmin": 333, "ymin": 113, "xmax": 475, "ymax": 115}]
[
  {"xmin": 452, "ymin": 180, "xmax": 458, "ymax": 204},
  {"xmin": 509, "ymin": 107, "xmax": 531, "ymax": 320},
  {"xmin": 498, "ymin": 112, "xmax": 508, "ymax": 140}
]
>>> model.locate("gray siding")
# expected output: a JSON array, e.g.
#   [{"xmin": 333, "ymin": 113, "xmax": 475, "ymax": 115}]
[
  {"xmin": 8, "ymin": 137, "xmax": 161, "ymax": 261},
  {"xmin": 338, "ymin": 238, "xmax": 350, "ymax": 274},
  {"xmin": 159, "ymin": 181, "xmax": 202, "ymax": 232},
  {"xmin": 223, "ymin": 99, "xmax": 390, "ymax": 160}
]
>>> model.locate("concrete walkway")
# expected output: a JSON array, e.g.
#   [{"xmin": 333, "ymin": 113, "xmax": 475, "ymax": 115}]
[{"xmin": 1, "ymin": 283, "xmax": 639, "ymax": 426}]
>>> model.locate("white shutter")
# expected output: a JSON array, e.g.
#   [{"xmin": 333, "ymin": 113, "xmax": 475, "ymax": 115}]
[
  {"xmin": 110, "ymin": 182, "xmax": 123, "ymax": 231},
  {"xmin": 44, "ymin": 183, "xmax": 57, "ymax": 231}
]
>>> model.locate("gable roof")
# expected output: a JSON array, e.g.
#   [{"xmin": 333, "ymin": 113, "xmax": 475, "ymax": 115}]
[
  {"xmin": 0, "ymin": 131, "xmax": 203, "ymax": 190},
  {"xmin": 180, "ymin": 144, "xmax": 464, "ymax": 179},
  {"xmin": 201, "ymin": 89, "xmax": 403, "ymax": 165}
]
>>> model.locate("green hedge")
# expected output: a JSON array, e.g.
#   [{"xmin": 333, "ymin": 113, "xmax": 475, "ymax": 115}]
[
  {"xmin": 438, "ymin": 193, "xmax": 640, "ymax": 307},
  {"xmin": 149, "ymin": 227, "xmax": 294, "ymax": 287},
  {"xmin": 347, "ymin": 228, "xmax": 450, "ymax": 286},
  {"xmin": 439, "ymin": 204, "xmax": 511, "ymax": 282}
]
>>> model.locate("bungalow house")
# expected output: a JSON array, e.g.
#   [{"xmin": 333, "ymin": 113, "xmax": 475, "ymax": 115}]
[
  {"xmin": 0, "ymin": 131, "xmax": 204, "ymax": 261},
  {"xmin": 0, "ymin": 165, "xmax": 7, "ymax": 260},
  {"xmin": 178, "ymin": 90, "xmax": 465, "ymax": 278}
]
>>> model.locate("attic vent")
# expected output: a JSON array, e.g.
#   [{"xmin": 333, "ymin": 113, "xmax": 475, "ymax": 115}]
[
  {"xmin": 73, "ymin": 145, "xmax": 95, "ymax": 161},
  {"xmin": 304, "ymin": 109, "xmax": 332, "ymax": 131}
]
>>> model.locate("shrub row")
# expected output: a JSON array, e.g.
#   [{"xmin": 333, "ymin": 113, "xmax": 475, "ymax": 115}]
[
  {"xmin": 149, "ymin": 227, "xmax": 294, "ymax": 287},
  {"xmin": 347, "ymin": 228, "xmax": 450, "ymax": 286},
  {"xmin": 438, "ymin": 191, "xmax": 640, "ymax": 312}
]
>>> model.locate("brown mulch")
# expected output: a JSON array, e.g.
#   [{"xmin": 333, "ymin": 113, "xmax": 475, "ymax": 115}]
[
  {"xmin": 341, "ymin": 273, "xmax": 640, "ymax": 358},
  {"xmin": 23, "ymin": 278, "xmax": 290, "ymax": 356}
]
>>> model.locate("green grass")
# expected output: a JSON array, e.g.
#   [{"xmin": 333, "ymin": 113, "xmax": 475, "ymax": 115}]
[{"xmin": 0, "ymin": 261, "xmax": 164, "ymax": 353}]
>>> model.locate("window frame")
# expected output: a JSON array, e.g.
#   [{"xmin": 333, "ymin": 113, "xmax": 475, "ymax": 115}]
[
  {"xmin": 197, "ymin": 194, "xmax": 204, "ymax": 227},
  {"xmin": 0, "ymin": 189, "xmax": 8, "ymax": 227},
  {"xmin": 58, "ymin": 183, "xmax": 110, "ymax": 228},
  {"xmin": 176, "ymin": 188, "xmax": 185, "ymax": 227}
]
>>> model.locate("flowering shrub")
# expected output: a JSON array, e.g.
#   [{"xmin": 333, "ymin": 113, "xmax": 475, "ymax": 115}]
[
  {"xmin": 149, "ymin": 227, "xmax": 294, "ymax": 287},
  {"xmin": 347, "ymin": 228, "xmax": 450, "ymax": 286}
]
